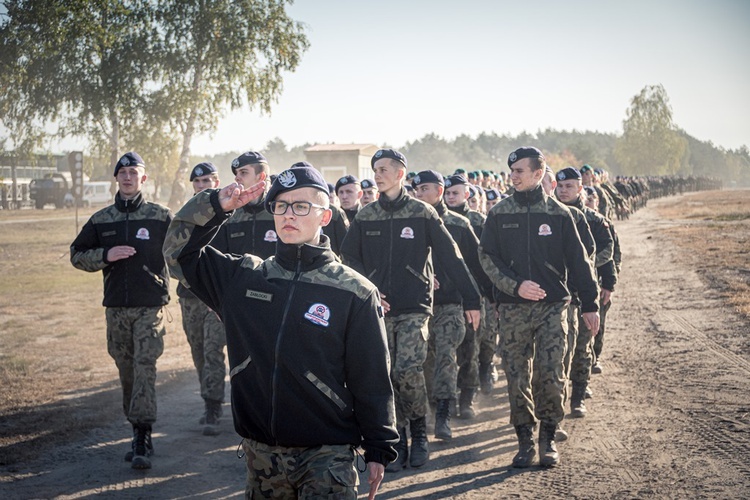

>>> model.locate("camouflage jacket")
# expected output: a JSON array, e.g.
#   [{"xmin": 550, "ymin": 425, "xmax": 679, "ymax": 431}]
[
  {"xmin": 163, "ymin": 190, "xmax": 398, "ymax": 465},
  {"xmin": 322, "ymin": 204, "xmax": 349, "ymax": 258},
  {"xmin": 211, "ymin": 194, "xmax": 277, "ymax": 259},
  {"xmin": 479, "ymin": 185, "xmax": 600, "ymax": 313},
  {"xmin": 340, "ymin": 187, "xmax": 481, "ymax": 316},
  {"xmin": 70, "ymin": 191, "xmax": 171, "ymax": 308}
]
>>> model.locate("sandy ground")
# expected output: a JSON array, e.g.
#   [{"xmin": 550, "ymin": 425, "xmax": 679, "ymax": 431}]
[{"xmin": 2, "ymin": 195, "xmax": 750, "ymax": 499}]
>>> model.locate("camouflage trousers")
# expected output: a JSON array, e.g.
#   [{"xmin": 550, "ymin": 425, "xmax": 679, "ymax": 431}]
[
  {"xmin": 106, "ymin": 306, "xmax": 165, "ymax": 425},
  {"xmin": 570, "ymin": 309, "xmax": 596, "ymax": 386},
  {"xmin": 385, "ymin": 313, "xmax": 430, "ymax": 426},
  {"xmin": 593, "ymin": 299, "xmax": 612, "ymax": 361},
  {"xmin": 425, "ymin": 303, "xmax": 466, "ymax": 401},
  {"xmin": 242, "ymin": 439, "xmax": 358, "ymax": 499},
  {"xmin": 497, "ymin": 301, "xmax": 568, "ymax": 427},
  {"xmin": 457, "ymin": 310, "xmax": 479, "ymax": 391},
  {"xmin": 180, "ymin": 295, "xmax": 226, "ymax": 403},
  {"xmin": 478, "ymin": 297, "xmax": 499, "ymax": 366},
  {"xmin": 560, "ymin": 303, "xmax": 580, "ymax": 405}
]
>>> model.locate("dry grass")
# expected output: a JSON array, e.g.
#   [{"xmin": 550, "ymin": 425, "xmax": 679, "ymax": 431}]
[
  {"xmin": 0, "ymin": 207, "xmax": 190, "ymax": 466},
  {"xmin": 655, "ymin": 189, "xmax": 750, "ymax": 319}
]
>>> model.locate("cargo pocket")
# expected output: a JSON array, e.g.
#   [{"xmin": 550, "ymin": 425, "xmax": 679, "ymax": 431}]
[{"xmin": 328, "ymin": 459, "xmax": 358, "ymax": 489}]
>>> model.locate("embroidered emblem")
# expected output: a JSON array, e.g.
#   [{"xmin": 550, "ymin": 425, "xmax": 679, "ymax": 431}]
[
  {"xmin": 194, "ymin": 166, "xmax": 204, "ymax": 177},
  {"xmin": 400, "ymin": 227, "xmax": 415, "ymax": 239},
  {"xmin": 135, "ymin": 228, "xmax": 150, "ymax": 240},
  {"xmin": 509, "ymin": 152, "xmax": 517, "ymax": 163},
  {"xmin": 263, "ymin": 230, "xmax": 278, "ymax": 242},
  {"xmin": 304, "ymin": 303, "xmax": 330, "ymax": 327},
  {"xmin": 538, "ymin": 224, "xmax": 552, "ymax": 236},
  {"xmin": 278, "ymin": 170, "xmax": 297, "ymax": 188}
]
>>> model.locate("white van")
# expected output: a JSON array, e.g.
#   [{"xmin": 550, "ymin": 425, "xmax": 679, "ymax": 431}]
[{"xmin": 82, "ymin": 181, "xmax": 113, "ymax": 207}]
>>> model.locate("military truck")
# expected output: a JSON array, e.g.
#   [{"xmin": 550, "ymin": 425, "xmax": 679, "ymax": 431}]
[{"xmin": 29, "ymin": 173, "xmax": 72, "ymax": 209}]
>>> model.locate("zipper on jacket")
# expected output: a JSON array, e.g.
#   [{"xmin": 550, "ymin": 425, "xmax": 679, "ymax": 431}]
[
  {"xmin": 526, "ymin": 200, "xmax": 532, "ymax": 281},
  {"xmin": 270, "ymin": 246, "xmax": 303, "ymax": 443},
  {"xmin": 125, "ymin": 199, "xmax": 130, "ymax": 305}
]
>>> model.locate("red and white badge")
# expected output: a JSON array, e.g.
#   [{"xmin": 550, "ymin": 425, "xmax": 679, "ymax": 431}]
[
  {"xmin": 538, "ymin": 224, "xmax": 552, "ymax": 236},
  {"xmin": 304, "ymin": 303, "xmax": 330, "ymax": 327},
  {"xmin": 264, "ymin": 230, "xmax": 278, "ymax": 242},
  {"xmin": 136, "ymin": 228, "xmax": 150, "ymax": 240},
  {"xmin": 400, "ymin": 227, "xmax": 415, "ymax": 239}
]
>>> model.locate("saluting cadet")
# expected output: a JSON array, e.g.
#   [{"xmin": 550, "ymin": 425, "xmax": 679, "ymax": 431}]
[
  {"xmin": 71, "ymin": 152, "xmax": 172, "ymax": 469},
  {"xmin": 164, "ymin": 165, "xmax": 398, "ymax": 498},
  {"xmin": 177, "ymin": 162, "xmax": 228, "ymax": 436},
  {"xmin": 211, "ymin": 151, "xmax": 276, "ymax": 259},
  {"xmin": 341, "ymin": 149, "xmax": 481, "ymax": 472},
  {"xmin": 411, "ymin": 170, "xmax": 485, "ymax": 442},
  {"xmin": 479, "ymin": 147, "xmax": 600, "ymax": 468}
]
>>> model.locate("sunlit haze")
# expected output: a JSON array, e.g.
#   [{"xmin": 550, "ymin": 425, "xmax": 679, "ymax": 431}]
[{"xmin": 10, "ymin": 0, "xmax": 750, "ymax": 154}]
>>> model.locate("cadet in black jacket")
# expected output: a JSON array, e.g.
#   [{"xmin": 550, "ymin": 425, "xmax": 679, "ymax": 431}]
[
  {"xmin": 341, "ymin": 150, "xmax": 481, "ymax": 473},
  {"xmin": 164, "ymin": 165, "xmax": 397, "ymax": 499},
  {"xmin": 556, "ymin": 167, "xmax": 614, "ymax": 419},
  {"xmin": 71, "ymin": 152, "xmax": 172, "ymax": 470},
  {"xmin": 479, "ymin": 147, "xmax": 600, "ymax": 469},
  {"xmin": 412, "ymin": 170, "xmax": 485, "ymax": 442},
  {"xmin": 211, "ymin": 151, "xmax": 277, "ymax": 259}
]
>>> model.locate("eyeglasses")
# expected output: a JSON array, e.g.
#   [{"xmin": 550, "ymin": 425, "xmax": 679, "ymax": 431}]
[{"xmin": 269, "ymin": 200, "xmax": 327, "ymax": 216}]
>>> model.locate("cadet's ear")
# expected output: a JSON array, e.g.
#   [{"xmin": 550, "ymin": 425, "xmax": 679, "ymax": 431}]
[{"xmin": 320, "ymin": 208, "xmax": 332, "ymax": 227}]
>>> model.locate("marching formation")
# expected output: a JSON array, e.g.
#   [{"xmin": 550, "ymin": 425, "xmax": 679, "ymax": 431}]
[{"xmin": 70, "ymin": 147, "xmax": 716, "ymax": 497}]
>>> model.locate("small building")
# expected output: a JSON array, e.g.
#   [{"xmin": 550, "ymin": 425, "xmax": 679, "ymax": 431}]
[{"xmin": 304, "ymin": 144, "xmax": 379, "ymax": 185}]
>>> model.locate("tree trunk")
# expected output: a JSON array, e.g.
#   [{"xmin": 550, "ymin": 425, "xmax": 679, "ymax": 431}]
[{"xmin": 109, "ymin": 108, "xmax": 119, "ymax": 196}]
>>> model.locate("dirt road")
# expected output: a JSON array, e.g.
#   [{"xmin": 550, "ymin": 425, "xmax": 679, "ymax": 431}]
[{"xmin": 2, "ymin": 195, "xmax": 750, "ymax": 499}]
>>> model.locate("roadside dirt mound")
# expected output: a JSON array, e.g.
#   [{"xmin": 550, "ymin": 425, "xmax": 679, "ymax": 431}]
[{"xmin": 2, "ymin": 194, "xmax": 749, "ymax": 499}]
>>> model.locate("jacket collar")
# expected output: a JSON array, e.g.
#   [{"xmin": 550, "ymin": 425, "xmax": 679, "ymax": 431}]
[
  {"xmin": 512, "ymin": 184, "xmax": 545, "ymax": 206},
  {"xmin": 377, "ymin": 186, "xmax": 410, "ymax": 212},
  {"xmin": 433, "ymin": 200, "xmax": 448, "ymax": 217},
  {"xmin": 115, "ymin": 191, "xmax": 144, "ymax": 213},
  {"xmin": 274, "ymin": 234, "xmax": 336, "ymax": 272}
]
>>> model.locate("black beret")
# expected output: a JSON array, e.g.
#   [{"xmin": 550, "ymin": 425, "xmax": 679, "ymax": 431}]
[
  {"xmin": 265, "ymin": 166, "xmax": 330, "ymax": 214},
  {"xmin": 507, "ymin": 146, "xmax": 545, "ymax": 168},
  {"xmin": 411, "ymin": 170, "xmax": 444, "ymax": 188},
  {"xmin": 291, "ymin": 161, "xmax": 314, "ymax": 169},
  {"xmin": 485, "ymin": 188, "xmax": 501, "ymax": 201},
  {"xmin": 361, "ymin": 179, "xmax": 377, "ymax": 190},
  {"xmin": 371, "ymin": 148, "xmax": 407, "ymax": 169},
  {"xmin": 326, "ymin": 182, "xmax": 335, "ymax": 194},
  {"xmin": 113, "ymin": 152, "xmax": 145, "ymax": 176},
  {"xmin": 556, "ymin": 167, "xmax": 582, "ymax": 182},
  {"xmin": 468, "ymin": 185, "xmax": 478, "ymax": 198},
  {"xmin": 231, "ymin": 151, "xmax": 268, "ymax": 174},
  {"xmin": 583, "ymin": 186, "xmax": 598, "ymax": 197},
  {"xmin": 594, "ymin": 168, "xmax": 604, "ymax": 175},
  {"xmin": 335, "ymin": 175, "xmax": 360, "ymax": 193},
  {"xmin": 444, "ymin": 174, "xmax": 469, "ymax": 188},
  {"xmin": 190, "ymin": 162, "xmax": 218, "ymax": 181}
]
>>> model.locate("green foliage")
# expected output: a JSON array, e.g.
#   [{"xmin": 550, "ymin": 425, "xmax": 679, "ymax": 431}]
[{"xmin": 614, "ymin": 84, "xmax": 687, "ymax": 176}]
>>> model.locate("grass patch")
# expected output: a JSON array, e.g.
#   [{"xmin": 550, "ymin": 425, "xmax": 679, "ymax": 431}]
[{"xmin": 657, "ymin": 189, "xmax": 750, "ymax": 320}]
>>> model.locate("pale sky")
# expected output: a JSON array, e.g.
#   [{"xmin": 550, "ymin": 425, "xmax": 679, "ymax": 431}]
[{"xmin": 189, "ymin": 0, "xmax": 750, "ymax": 155}]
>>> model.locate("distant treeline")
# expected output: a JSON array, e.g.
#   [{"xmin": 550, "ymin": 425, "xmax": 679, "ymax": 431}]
[{"xmin": 190, "ymin": 129, "xmax": 750, "ymax": 186}]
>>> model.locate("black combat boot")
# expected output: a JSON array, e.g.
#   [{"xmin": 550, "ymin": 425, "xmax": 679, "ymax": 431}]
[
  {"xmin": 202, "ymin": 399, "xmax": 223, "ymax": 436},
  {"xmin": 434, "ymin": 399, "xmax": 452, "ymax": 441},
  {"xmin": 539, "ymin": 422, "xmax": 560, "ymax": 467},
  {"xmin": 409, "ymin": 416, "xmax": 429, "ymax": 468},
  {"xmin": 512, "ymin": 424, "xmax": 537, "ymax": 468},
  {"xmin": 131, "ymin": 423, "xmax": 154, "ymax": 470},
  {"xmin": 124, "ymin": 424, "xmax": 137, "ymax": 462},
  {"xmin": 570, "ymin": 383, "xmax": 588, "ymax": 418},
  {"xmin": 479, "ymin": 363, "xmax": 493, "ymax": 395},
  {"xmin": 385, "ymin": 427, "xmax": 408, "ymax": 473},
  {"xmin": 199, "ymin": 398, "xmax": 224, "ymax": 425},
  {"xmin": 458, "ymin": 388, "xmax": 476, "ymax": 419}
]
